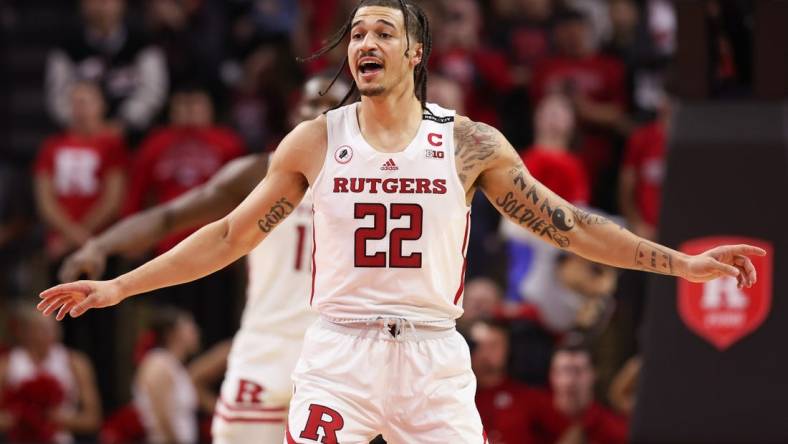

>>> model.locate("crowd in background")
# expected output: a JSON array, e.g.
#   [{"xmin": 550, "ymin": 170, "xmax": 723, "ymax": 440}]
[{"xmin": 0, "ymin": 0, "xmax": 689, "ymax": 442}]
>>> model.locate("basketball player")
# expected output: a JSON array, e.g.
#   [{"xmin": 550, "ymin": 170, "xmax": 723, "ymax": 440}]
[
  {"xmin": 57, "ymin": 76, "xmax": 349, "ymax": 444},
  {"xmin": 40, "ymin": 1, "xmax": 765, "ymax": 442}
]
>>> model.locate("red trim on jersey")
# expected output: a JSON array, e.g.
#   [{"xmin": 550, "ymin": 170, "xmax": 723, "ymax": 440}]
[
  {"xmin": 214, "ymin": 411, "xmax": 285, "ymax": 424},
  {"xmin": 453, "ymin": 211, "xmax": 472, "ymax": 305},
  {"xmin": 309, "ymin": 207, "xmax": 317, "ymax": 305},
  {"xmin": 218, "ymin": 397, "xmax": 288, "ymax": 412},
  {"xmin": 483, "ymin": 429, "xmax": 489, "ymax": 443},
  {"xmin": 286, "ymin": 422, "xmax": 299, "ymax": 443}
]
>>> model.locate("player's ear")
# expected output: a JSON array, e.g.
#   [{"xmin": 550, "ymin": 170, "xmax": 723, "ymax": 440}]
[{"xmin": 411, "ymin": 43, "xmax": 423, "ymax": 68}]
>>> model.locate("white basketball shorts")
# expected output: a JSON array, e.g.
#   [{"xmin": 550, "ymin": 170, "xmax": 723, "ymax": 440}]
[{"xmin": 284, "ymin": 318, "xmax": 487, "ymax": 444}]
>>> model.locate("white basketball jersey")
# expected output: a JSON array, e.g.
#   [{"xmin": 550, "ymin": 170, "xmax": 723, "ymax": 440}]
[
  {"xmin": 311, "ymin": 102, "xmax": 470, "ymax": 323},
  {"xmin": 227, "ymin": 192, "xmax": 317, "ymax": 369}
]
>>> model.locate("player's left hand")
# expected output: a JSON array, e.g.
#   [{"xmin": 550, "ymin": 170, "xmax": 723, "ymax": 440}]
[{"xmin": 683, "ymin": 244, "xmax": 767, "ymax": 288}]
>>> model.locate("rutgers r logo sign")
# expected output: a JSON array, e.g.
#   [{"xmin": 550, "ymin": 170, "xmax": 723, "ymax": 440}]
[{"xmin": 678, "ymin": 236, "xmax": 774, "ymax": 350}]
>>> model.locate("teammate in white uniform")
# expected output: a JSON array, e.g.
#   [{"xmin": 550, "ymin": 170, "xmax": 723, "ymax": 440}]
[
  {"xmin": 41, "ymin": 1, "xmax": 764, "ymax": 443},
  {"xmin": 57, "ymin": 77, "xmax": 348, "ymax": 443}
]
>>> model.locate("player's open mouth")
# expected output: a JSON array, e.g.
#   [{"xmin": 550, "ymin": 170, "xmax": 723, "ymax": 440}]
[{"xmin": 358, "ymin": 58, "xmax": 384, "ymax": 79}]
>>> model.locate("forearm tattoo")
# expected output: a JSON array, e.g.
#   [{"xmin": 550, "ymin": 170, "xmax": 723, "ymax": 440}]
[
  {"xmin": 494, "ymin": 167, "xmax": 574, "ymax": 248},
  {"xmin": 257, "ymin": 198, "xmax": 294, "ymax": 233},
  {"xmin": 635, "ymin": 241, "xmax": 674, "ymax": 274},
  {"xmin": 454, "ymin": 120, "xmax": 500, "ymax": 186}
]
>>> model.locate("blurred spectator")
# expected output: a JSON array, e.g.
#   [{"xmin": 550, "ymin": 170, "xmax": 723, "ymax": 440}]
[
  {"xmin": 124, "ymin": 86, "xmax": 245, "ymax": 254},
  {"xmin": 504, "ymin": 246, "xmax": 618, "ymax": 384},
  {"xmin": 489, "ymin": 0, "xmax": 557, "ymax": 148},
  {"xmin": 34, "ymin": 81, "xmax": 128, "ymax": 264},
  {"xmin": 527, "ymin": 341, "xmax": 628, "ymax": 444},
  {"xmin": 705, "ymin": 0, "xmax": 753, "ymax": 97},
  {"xmin": 144, "ymin": 0, "xmax": 226, "ymax": 98},
  {"xmin": 530, "ymin": 9, "xmax": 628, "ymax": 209},
  {"xmin": 472, "ymin": 320, "xmax": 532, "ymax": 444},
  {"xmin": 564, "ymin": 0, "xmax": 612, "ymax": 47},
  {"xmin": 521, "ymin": 93, "xmax": 590, "ymax": 204},
  {"xmin": 431, "ymin": 0, "xmax": 514, "ymax": 126},
  {"xmin": 458, "ymin": 278, "xmax": 503, "ymax": 336},
  {"xmin": 226, "ymin": 0, "xmax": 301, "ymax": 51},
  {"xmin": 618, "ymin": 97, "xmax": 669, "ymax": 241},
  {"xmin": 608, "ymin": 354, "xmax": 641, "ymax": 416},
  {"xmin": 123, "ymin": 87, "xmax": 246, "ymax": 349},
  {"xmin": 427, "ymin": 74, "xmax": 466, "ymax": 115},
  {"xmin": 491, "ymin": 0, "xmax": 554, "ymax": 83},
  {"xmin": 0, "ymin": 165, "xmax": 35, "ymax": 299},
  {"xmin": 46, "ymin": 0, "xmax": 168, "ymax": 134},
  {"xmin": 0, "ymin": 304, "xmax": 101, "ymax": 443},
  {"xmin": 133, "ymin": 307, "xmax": 200, "ymax": 444},
  {"xmin": 501, "ymin": 93, "xmax": 589, "ymax": 310},
  {"xmin": 602, "ymin": 0, "xmax": 674, "ymax": 119},
  {"xmin": 223, "ymin": 38, "xmax": 303, "ymax": 151}
]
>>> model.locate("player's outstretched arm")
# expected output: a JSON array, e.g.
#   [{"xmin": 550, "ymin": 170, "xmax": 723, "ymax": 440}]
[
  {"xmin": 453, "ymin": 116, "xmax": 766, "ymax": 287},
  {"xmin": 58, "ymin": 154, "xmax": 269, "ymax": 282},
  {"xmin": 40, "ymin": 118, "xmax": 324, "ymax": 320}
]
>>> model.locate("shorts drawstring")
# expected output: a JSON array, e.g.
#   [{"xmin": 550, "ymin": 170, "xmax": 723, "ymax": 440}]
[{"xmin": 320, "ymin": 316, "xmax": 454, "ymax": 341}]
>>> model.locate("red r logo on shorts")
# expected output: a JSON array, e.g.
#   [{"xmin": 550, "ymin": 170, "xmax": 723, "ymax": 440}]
[
  {"xmin": 427, "ymin": 132, "xmax": 443, "ymax": 146},
  {"xmin": 235, "ymin": 379, "xmax": 264, "ymax": 404},
  {"xmin": 299, "ymin": 404, "xmax": 344, "ymax": 444}
]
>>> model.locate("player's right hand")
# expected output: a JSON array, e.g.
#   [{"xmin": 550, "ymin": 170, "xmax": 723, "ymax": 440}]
[
  {"xmin": 58, "ymin": 242, "xmax": 107, "ymax": 282},
  {"xmin": 38, "ymin": 280, "xmax": 124, "ymax": 320}
]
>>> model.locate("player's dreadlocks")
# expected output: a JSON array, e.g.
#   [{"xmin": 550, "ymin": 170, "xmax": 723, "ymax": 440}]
[{"xmin": 298, "ymin": 0, "xmax": 432, "ymax": 112}]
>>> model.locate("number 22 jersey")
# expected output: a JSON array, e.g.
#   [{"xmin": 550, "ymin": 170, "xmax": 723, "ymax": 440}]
[{"xmin": 311, "ymin": 102, "xmax": 471, "ymax": 323}]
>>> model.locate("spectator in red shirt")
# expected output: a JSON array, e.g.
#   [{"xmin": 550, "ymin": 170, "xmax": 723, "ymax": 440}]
[
  {"xmin": 125, "ymin": 87, "xmax": 246, "ymax": 254},
  {"xmin": 430, "ymin": 0, "xmax": 514, "ymax": 126},
  {"xmin": 530, "ymin": 9, "xmax": 629, "ymax": 206},
  {"xmin": 528, "ymin": 341, "xmax": 629, "ymax": 444},
  {"xmin": 521, "ymin": 93, "xmax": 590, "ymax": 205},
  {"xmin": 124, "ymin": 86, "xmax": 246, "ymax": 350},
  {"xmin": 472, "ymin": 319, "xmax": 534, "ymax": 444},
  {"xmin": 618, "ymin": 99, "xmax": 668, "ymax": 241},
  {"xmin": 34, "ymin": 81, "xmax": 128, "ymax": 261}
]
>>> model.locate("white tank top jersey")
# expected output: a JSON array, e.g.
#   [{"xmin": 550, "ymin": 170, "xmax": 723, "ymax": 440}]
[
  {"xmin": 6, "ymin": 345, "xmax": 80, "ymax": 444},
  {"xmin": 5, "ymin": 345, "xmax": 79, "ymax": 404},
  {"xmin": 133, "ymin": 349, "xmax": 198, "ymax": 444},
  {"xmin": 311, "ymin": 102, "xmax": 471, "ymax": 323},
  {"xmin": 227, "ymin": 193, "xmax": 317, "ymax": 369}
]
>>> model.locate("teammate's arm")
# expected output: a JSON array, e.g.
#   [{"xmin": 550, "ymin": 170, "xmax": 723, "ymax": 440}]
[
  {"xmin": 39, "ymin": 118, "xmax": 324, "ymax": 320},
  {"xmin": 187, "ymin": 340, "xmax": 231, "ymax": 414},
  {"xmin": 454, "ymin": 116, "xmax": 765, "ymax": 287},
  {"xmin": 58, "ymin": 155, "xmax": 268, "ymax": 282}
]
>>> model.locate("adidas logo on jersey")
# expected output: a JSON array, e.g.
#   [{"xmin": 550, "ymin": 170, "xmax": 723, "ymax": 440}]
[{"xmin": 380, "ymin": 158, "xmax": 399, "ymax": 171}]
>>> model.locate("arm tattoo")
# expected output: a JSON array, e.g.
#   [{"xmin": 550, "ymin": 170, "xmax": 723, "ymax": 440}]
[
  {"xmin": 495, "ymin": 191, "xmax": 571, "ymax": 248},
  {"xmin": 454, "ymin": 120, "xmax": 500, "ymax": 185},
  {"xmin": 635, "ymin": 241, "xmax": 673, "ymax": 274},
  {"xmin": 257, "ymin": 197, "xmax": 294, "ymax": 233},
  {"xmin": 495, "ymin": 166, "xmax": 623, "ymax": 248},
  {"xmin": 573, "ymin": 207, "xmax": 612, "ymax": 226}
]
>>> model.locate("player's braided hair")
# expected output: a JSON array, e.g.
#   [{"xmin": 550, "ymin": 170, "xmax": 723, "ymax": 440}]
[{"xmin": 298, "ymin": 0, "xmax": 432, "ymax": 112}]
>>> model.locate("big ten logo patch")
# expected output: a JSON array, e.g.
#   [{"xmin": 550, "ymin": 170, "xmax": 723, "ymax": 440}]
[
  {"xmin": 299, "ymin": 404, "xmax": 344, "ymax": 444},
  {"xmin": 677, "ymin": 236, "xmax": 774, "ymax": 350}
]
